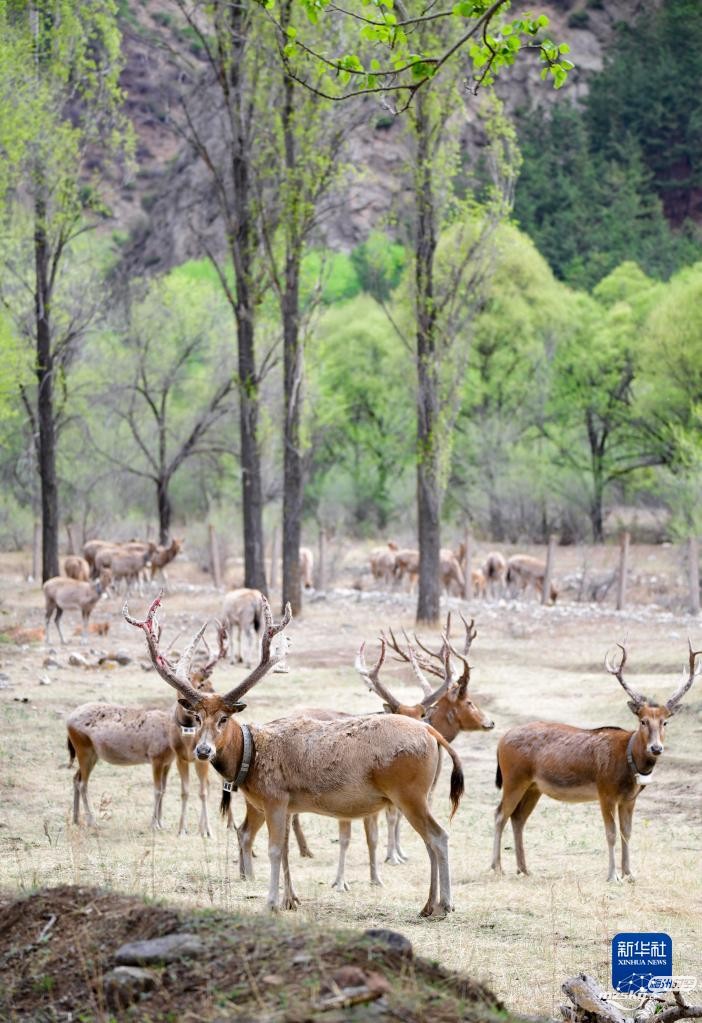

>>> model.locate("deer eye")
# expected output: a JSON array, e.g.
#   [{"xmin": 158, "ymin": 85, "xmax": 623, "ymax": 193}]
[{"xmin": 217, "ymin": 716, "xmax": 229, "ymax": 729}]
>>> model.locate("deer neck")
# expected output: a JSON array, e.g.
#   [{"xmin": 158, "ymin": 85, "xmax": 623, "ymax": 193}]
[
  {"xmin": 215, "ymin": 720, "xmax": 255, "ymax": 791},
  {"xmin": 627, "ymin": 730, "xmax": 656, "ymax": 785}
]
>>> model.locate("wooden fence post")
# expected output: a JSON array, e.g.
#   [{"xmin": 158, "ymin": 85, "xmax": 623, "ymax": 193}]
[
  {"xmin": 616, "ymin": 531, "xmax": 630, "ymax": 611},
  {"xmin": 462, "ymin": 528, "xmax": 473, "ymax": 600},
  {"xmin": 268, "ymin": 525, "xmax": 278, "ymax": 591},
  {"xmin": 32, "ymin": 520, "xmax": 41, "ymax": 581},
  {"xmin": 541, "ymin": 533, "xmax": 557, "ymax": 605},
  {"xmin": 688, "ymin": 536, "xmax": 700, "ymax": 616},
  {"xmin": 208, "ymin": 524, "xmax": 222, "ymax": 589}
]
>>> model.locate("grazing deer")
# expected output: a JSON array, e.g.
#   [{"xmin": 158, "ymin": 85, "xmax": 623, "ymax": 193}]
[
  {"xmin": 481, "ymin": 551, "xmax": 507, "ymax": 599},
  {"xmin": 67, "ymin": 623, "xmax": 232, "ymax": 834},
  {"xmin": 506, "ymin": 554, "xmax": 558, "ymax": 603},
  {"xmin": 64, "ymin": 556, "xmax": 90, "ymax": 582},
  {"xmin": 150, "ymin": 537, "xmax": 184, "ymax": 584},
  {"xmin": 43, "ymin": 569, "xmax": 112, "ymax": 644},
  {"xmin": 369, "ymin": 542, "xmax": 398, "ymax": 588},
  {"xmin": 221, "ymin": 588, "xmax": 263, "ymax": 666},
  {"xmin": 299, "ymin": 547, "xmax": 314, "ymax": 590},
  {"xmin": 125, "ymin": 594, "xmax": 465, "ymax": 917},
  {"xmin": 491, "ymin": 643, "xmax": 701, "ymax": 881},
  {"xmin": 393, "ymin": 548, "xmax": 419, "ymax": 591}
]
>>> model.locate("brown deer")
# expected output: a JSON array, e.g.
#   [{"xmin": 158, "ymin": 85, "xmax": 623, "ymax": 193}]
[
  {"xmin": 440, "ymin": 548, "xmax": 465, "ymax": 595},
  {"xmin": 64, "ymin": 556, "xmax": 90, "ymax": 582},
  {"xmin": 481, "ymin": 551, "xmax": 507, "ymax": 599},
  {"xmin": 369, "ymin": 542, "xmax": 398, "ymax": 588},
  {"xmin": 299, "ymin": 547, "xmax": 314, "ymax": 590},
  {"xmin": 43, "ymin": 569, "xmax": 112, "ymax": 644},
  {"xmin": 150, "ymin": 537, "xmax": 184, "ymax": 584},
  {"xmin": 221, "ymin": 587, "xmax": 263, "ymax": 665},
  {"xmin": 82, "ymin": 539, "xmax": 114, "ymax": 574},
  {"xmin": 393, "ymin": 548, "xmax": 419, "ymax": 591},
  {"xmin": 94, "ymin": 544, "xmax": 153, "ymax": 595},
  {"xmin": 125, "ymin": 594, "xmax": 465, "ymax": 917},
  {"xmin": 505, "ymin": 554, "xmax": 558, "ymax": 603},
  {"xmin": 491, "ymin": 642, "xmax": 701, "ymax": 881},
  {"xmin": 67, "ymin": 622, "xmax": 232, "ymax": 834}
]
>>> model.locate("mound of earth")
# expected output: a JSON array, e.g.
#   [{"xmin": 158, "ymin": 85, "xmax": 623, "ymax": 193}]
[{"xmin": 0, "ymin": 886, "xmax": 518, "ymax": 1022}]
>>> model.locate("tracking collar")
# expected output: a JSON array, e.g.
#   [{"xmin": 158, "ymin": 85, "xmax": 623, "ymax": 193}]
[
  {"xmin": 626, "ymin": 732, "xmax": 654, "ymax": 786},
  {"xmin": 223, "ymin": 722, "xmax": 254, "ymax": 793}
]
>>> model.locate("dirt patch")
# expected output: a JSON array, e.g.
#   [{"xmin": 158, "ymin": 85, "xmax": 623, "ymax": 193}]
[{"xmin": 0, "ymin": 886, "xmax": 511, "ymax": 1022}]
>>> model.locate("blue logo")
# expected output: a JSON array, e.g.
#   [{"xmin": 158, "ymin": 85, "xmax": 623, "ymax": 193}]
[{"xmin": 612, "ymin": 933, "xmax": 672, "ymax": 993}]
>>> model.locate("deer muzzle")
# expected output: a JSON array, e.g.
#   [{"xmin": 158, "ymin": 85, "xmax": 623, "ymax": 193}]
[{"xmin": 195, "ymin": 741, "xmax": 214, "ymax": 761}]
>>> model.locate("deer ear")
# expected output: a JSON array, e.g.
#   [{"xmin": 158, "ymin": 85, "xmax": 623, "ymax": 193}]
[
  {"xmin": 230, "ymin": 701, "xmax": 246, "ymax": 713},
  {"xmin": 178, "ymin": 698, "xmax": 195, "ymax": 711},
  {"xmin": 382, "ymin": 702, "xmax": 392, "ymax": 714}
]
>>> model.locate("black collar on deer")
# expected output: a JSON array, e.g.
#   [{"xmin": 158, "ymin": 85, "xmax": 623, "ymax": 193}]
[
  {"xmin": 220, "ymin": 596, "xmax": 292, "ymax": 710},
  {"xmin": 222, "ymin": 723, "xmax": 254, "ymax": 791},
  {"xmin": 626, "ymin": 732, "xmax": 654, "ymax": 785},
  {"xmin": 123, "ymin": 592, "xmax": 206, "ymax": 706},
  {"xmin": 666, "ymin": 641, "xmax": 702, "ymax": 713}
]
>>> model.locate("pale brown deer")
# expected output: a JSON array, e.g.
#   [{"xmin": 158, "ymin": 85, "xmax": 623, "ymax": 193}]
[
  {"xmin": 299, "ymin": 547, "xmax": 314, "ymax": 590},
  {"xmin": 505, "ymin": 554, "xmax": 558, "ymax": 603},
  {"xmin": 82, "ymin": 539, "xmax": 114, "ymax": 574},
  {"xmin": 440, "ymin": 548, "xmax": 465, "ymax": 595},
  {"xmin": 150, "ymin": 537, "xmax": 184, "ymax": 584},
  {"xmin": 369, "ymin": 542, "xmax": 398, "ymax": 588},
  {"xmin": 221, "ymin": 587, "xmax": 263, "ymax": 666},
  {"xmin": 67, "ymin": 622, "xmax": 232, "ymax": 834},
  {"xmin": 491, "ymin": 642, "xmax": 701, "ymax": 881},
  {"xmin": 43, "ymin": 569, "xmax": 112, "ymax": 644},
  {"xmin": 481, "ymin": 551, "xmax": 507, "ymax": 599},
  {"xmin": 393, "ymin": 548, "xmax": 419, "ymax": 591},
  {"xmin": 125, "ymin": 594, "xmax": 465, "ymax": 917},
  {"xmin": 63, "ymin": 556, "xmax": 90, "ymax": 582},
  {"xmin": 94, "ymin": 545, "xmax": 153, "ymax": 595}
]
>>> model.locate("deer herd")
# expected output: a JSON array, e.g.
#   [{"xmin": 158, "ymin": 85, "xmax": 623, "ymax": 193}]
[{"xmin": 52, "ymin": 539, "xmax": 700, "ymax": 916}]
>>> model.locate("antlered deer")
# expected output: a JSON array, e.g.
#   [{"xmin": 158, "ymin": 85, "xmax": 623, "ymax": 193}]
[
  {"xmin": 506, "ymin": 554, "xmax": 558, "ymax": 603},
  {"xmin": 43, "ymin": 569, "xmax": 112, "ymax": 644},
  {"xmin": 221, "ymin": 588, "xmax": 263, "ymax": 665},
  {"xmin": 64, "ymin": 556, "xmax": 90, "ymax": 582},
  {"xmin": 491, "ymin": 643, "xmax": 701, "ymax": 881},
  {"xmin": 67, "ymin": 622, "xmax": 232, "ymax": 834},
  {"xmin": 125, "ymin": 594, "xmax": 465, "ymax": 917}
]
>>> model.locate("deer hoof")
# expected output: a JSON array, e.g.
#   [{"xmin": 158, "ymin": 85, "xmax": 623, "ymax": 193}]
[
  {"xmin": 369, "ymin": 878, "xmax": 384, "ymax": 888},
  {"xmin": 384, "ymin": 853, "xmax": 403, "ymax": 866},
  {"xmin": 331, "ymin": 880, "xmax": 351, "ymax": 892},
  {"xmin": 298, "ymin": 847, "xmax": 314, "ymax": 859},
  {"xmin": 283, "ymin": 894, "xmax": 300, "ymax": 911}
]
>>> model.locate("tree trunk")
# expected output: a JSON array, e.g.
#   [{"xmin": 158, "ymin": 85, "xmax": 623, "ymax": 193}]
[
  {"xmin": 157, "ymin": 478, "xmax": 171, "ymax": 545},
  {"xmin": 414, "ymin": 94, "xmax": 441, "ymax": 625},
  {"xmin": 590, "ymin": 470, "xmax": 605, "ymax": 542},
  {"xmin": 281, "ymin": 68, "xmax": 303, "ymax": 616},
  {"xmin": 35, "ymin": 193, "xmax": 59, "ymax": 582},
  {"xmin": 228, "ymin": 0, "xmax": 267, "ymax": 595}
]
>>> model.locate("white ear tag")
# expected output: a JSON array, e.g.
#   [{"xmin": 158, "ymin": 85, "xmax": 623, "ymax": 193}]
[{"xmin": 636, "ymin": 773, "xmax": 653, "ymax": 785}]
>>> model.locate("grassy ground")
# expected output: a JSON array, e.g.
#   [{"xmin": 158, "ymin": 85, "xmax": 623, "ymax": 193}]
[{"xmin": 0, "ymin": 547, "xmax": 700, "ymax": 1017}]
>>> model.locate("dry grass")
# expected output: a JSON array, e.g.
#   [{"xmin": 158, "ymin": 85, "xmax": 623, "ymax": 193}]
[{"xmin": 0, "ymin": 551, "xmax": 700, "ymax": 1017}]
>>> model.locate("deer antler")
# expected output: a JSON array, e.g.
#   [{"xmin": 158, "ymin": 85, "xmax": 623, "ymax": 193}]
[
  {"xmin": 418, "ymin": 640, "xmax": 456, "ymax": 709},
  {"xmin": 123, "ymin": 593, "xmax": 205, "ymax": 706},
  {"xmin": 355, "ymin": 640, "xmax": 405, "ymax": 712},
  {"xmin": 458, "ymin": 612, "xmax": 477, "ymax": 657},
  {"xmin": 200, "ymin": 620, "xmax": 229, "ymax": 679},
  {"xmin": 381, "ymin": 626, "xmax": 443, "ymax": 685},
  {"xmin": 442, "ymin": 636, "xmax": 472, "ymax": 697},
  {"xmin": 604, "ymin": 643, "xmax": 646, "ymax": 708},
  {"xmin": 220, "ymin": 596, "xmax": 292, "ymax": 709},
  {"xmin": 666, "ymin": 640, "xmax": 702, "ymax": 712}
]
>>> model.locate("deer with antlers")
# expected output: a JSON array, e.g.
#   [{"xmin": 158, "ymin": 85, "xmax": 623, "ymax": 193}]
[
  {"xmin": 67, "ymin": 622, "xmax": 232, "ymax": 835},
  {"xmin": 125, "ymin": 594, "xmax": 465, "ymax": 917},
  {"xmin": 491, "ymin": 642, "xmax": 701, "ymax": 881}
]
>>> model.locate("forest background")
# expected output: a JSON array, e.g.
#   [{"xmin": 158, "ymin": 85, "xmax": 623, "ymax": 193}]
[{"xmin": 1, "ymin": 0, "xmax": 701, "ymax": 622}]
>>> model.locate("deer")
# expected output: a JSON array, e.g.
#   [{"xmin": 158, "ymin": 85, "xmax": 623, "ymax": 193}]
[
  {"xmin": 481, "ymin": 551, "xmax": 507, "ymax": 599},
  {"xmin": 43, "ymin": 569, "xmax": 112, "ymax": 644},
  {"xmin": 440, "ymin": 548, "xmax": 465, "ymax": 595},
  {"xmin": 64, "ymin": 555, "xmax": 90, "ymax": 582},
  {"xmin": 150, "ymin": 537, "xmax": 184, "ymax": 585},
  {"xmin": 67, "ymin": 622, "xmax": 232, "ymax": 835},
  {"xmin": 369, "ymin": 542, "xmax": 398, "ymax": 588},
  {"xmin": 125, "ymin": 594, "xmax": 465, "ymax": 917},
  {"xmin": 299, "ymin": 547, "xmax": 314, "ymax": 590},
  {"xmin": 83, "ymin": 539, "xmax": 114, "ymax": 575},
  {"xmin": 221, "ymin": 587, "xmax": 264, "ymax": 666},
  {"xmin": 393, "ymin": 548, "xmax": 419, "ymax": 591},
  {"xmin": 491, "ymin": 642, "xmax": 701, "ymax": 882},
  {"xmin": 505, "ymin": 554, "xmax": 558, "ymax": 603},
  {"xmin": 94, "ymin": 544, "xmax": 153, "ymax": 596}
]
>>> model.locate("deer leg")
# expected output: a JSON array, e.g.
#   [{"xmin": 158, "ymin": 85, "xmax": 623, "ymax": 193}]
[
  {"xmin": 618, "ymin": 799, "xmax": 636, "ymax": 879},
  {"xmin": 151, "ymin": 757, "xmax": 171, "ymax": 830},
  {"xmin": 599, "ymin": 795, "xmax": 620, "ymax": 882},
  {"xmin": 194, "ymin": 758, "xmax": 212, "ymax": 838},
  {"xmin": 55, "ymin": 608, "xmax": 66, "ymax": 645},
  {"xmin": 291, "ymin": 813, "xmax": 314, "ymax": 858},
  {"xmin": 363, "ymin": 813, "xmax": 383, "ymax": 887},
  {"xmin": 395, "ymin": 794, "xmax": 451, "ymax": 918},
  {"xmin": 45, "ymin": 602, "xmax": 54, "ymax": 643},
  {"xmin": 73, "ymin": 745, "xmax": 98, "ymax": 826},
  {"xmin": 509, "ymin": 787, "xmax": 541, "ymax": 876},
  {"xmin": 281, "ymin": 816, "xmax": 300, "ymax": 910},
  {"xmin": 176, "ymin": 757, "xmax": 190, "ymax": 836},
  {"xmin": 238, "ymin": 802, "xmax": 265, "ymax": 880},
  {"xmin": 491, "ymin": 779, "xmax": 531, "ymax": 873},
  {"xmin": 331, "ymin": 820, "xmax": 352, "ymax": 891},
  {"xmin": 385, "ymin": 806, "xmax": 406, "ymax": 864},
  {"xmin": 265, "ymin": 801, "xmax": 290, "ymax": 911},
  {"xmin": 80, "ymin": 610, "xmax": 90, "ymax": 644}
]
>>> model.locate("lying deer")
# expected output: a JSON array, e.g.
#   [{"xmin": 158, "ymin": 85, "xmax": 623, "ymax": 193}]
[
  {"xmin": 67, "ymin": 623, "xmax": 232, "ymax": 834},
  {"xmin": 491, "ymin": 642, "xmax": 701, "ymax": 881},
  {"xmin": 221, "ymin": 588, "xmax": 264, "ymax": 666},
  {"xmin": 64, "ymin": 556, "xmax": 90, "ymax": 582},
  {"xmin": 125, "ymin": 594, "xmax": 464, "ymax": 917},
  {"xmin": 43, "ymin": 569, "xmax": 112, "ymax": 644},
  {"xmin": 506, "ymin": 554, "xmax": 558, "ymax": 603}
]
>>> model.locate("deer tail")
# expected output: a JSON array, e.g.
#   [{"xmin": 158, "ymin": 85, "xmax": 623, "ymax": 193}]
[
  {"xmin": 495, "ymin": 760, "xmax": 503, "ymax": 789},
  {"xmin": 426, "ymin": 725, "xmax": 464, "ymax": 821},
  {"xmin": 67, "ymin": 736, "xmax": 76, "ymax": 768}
]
